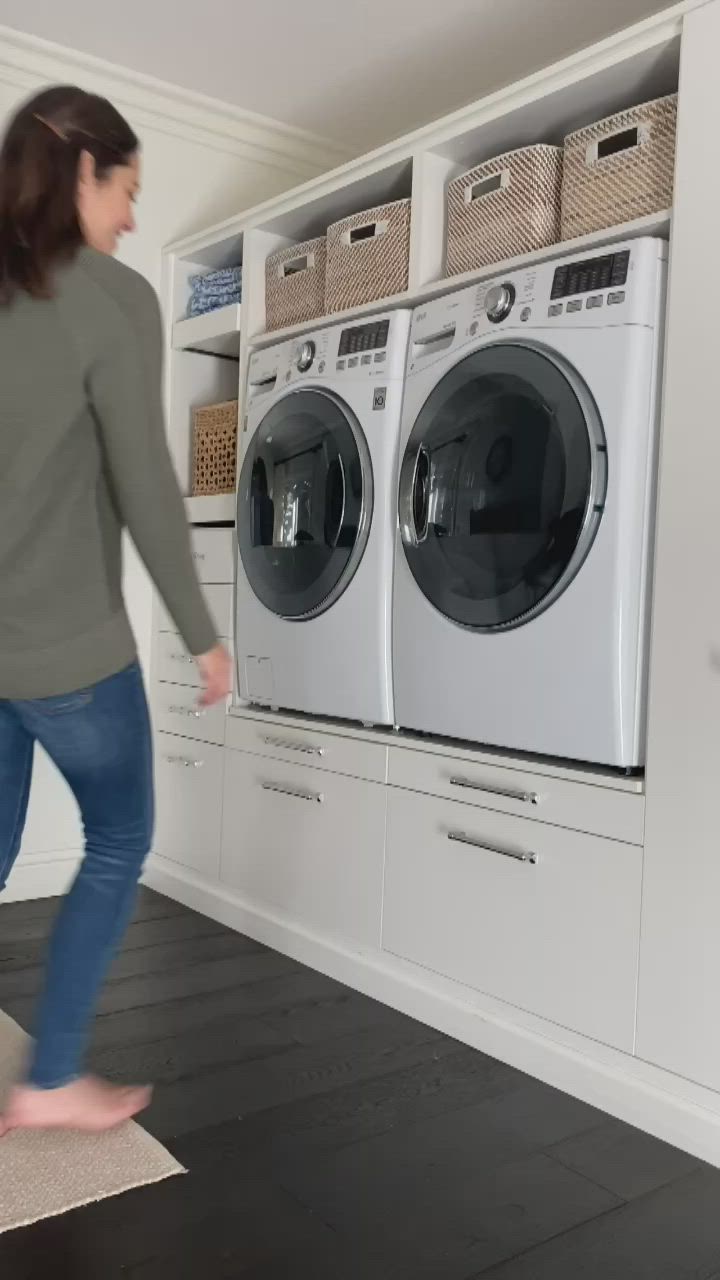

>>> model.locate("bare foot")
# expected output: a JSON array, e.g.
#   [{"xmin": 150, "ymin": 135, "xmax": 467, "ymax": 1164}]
[{"xmin": 0, "ymin": 1076, "xmax": 152, "ymax": 1135}]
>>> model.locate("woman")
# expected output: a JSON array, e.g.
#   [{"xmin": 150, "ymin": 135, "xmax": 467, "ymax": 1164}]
[{"xmin": 0, "ymin": 86, "xmax": 232, "ymax": 1133}]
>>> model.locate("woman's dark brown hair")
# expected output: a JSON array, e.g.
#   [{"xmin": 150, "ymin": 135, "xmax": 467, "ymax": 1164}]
[{"xmin": 0, "ymin": 85, "xmax": 138, "ymax": 302}]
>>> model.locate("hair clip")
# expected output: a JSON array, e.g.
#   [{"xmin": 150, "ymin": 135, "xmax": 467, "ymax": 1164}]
[{"xmin": 33, "ymin": 114, "xmax": 68, "ymax": 143}]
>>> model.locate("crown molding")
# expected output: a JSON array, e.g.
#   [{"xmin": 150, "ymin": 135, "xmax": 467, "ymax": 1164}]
[{"xmin": 0, "ymin": 23, "xmax": 350, "ymax": 180}]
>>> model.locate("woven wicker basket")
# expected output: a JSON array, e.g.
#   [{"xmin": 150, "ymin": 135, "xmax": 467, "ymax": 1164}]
[
  {"xmin": 265, "ymin": 238, "xmax": 327, "ymax": 332},
  {"xmin": 561, "ymin": 94, "xmax": 677, "ymax": 240},
  {"xmin": 446, "ymin": 145, "xmax": 563, "ymax": 276},
  {"xmin": 192, "ymin": 400, "xmax": 238, "ymax": 496},
  {"xmin": 325, "ymin": 199, "xmax": 411, "ymax": 314}
]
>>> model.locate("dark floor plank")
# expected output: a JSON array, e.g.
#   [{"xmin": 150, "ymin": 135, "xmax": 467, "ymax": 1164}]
[
  {"xmin": 229, "ymin": 1040, "xmax": 520, "ymax": 1165},
  {"xmin": 476, "ymin": 1164, "xmax": 720, "ymax": 1279},
  {"xmin": 274, "ymin": 1128, "xmax": 620, "ymax": 1280},
  {"xmin": 143, "ymin": 1022, "xmax": 460, "ymax": 1141},
  {"xmin": 3, "ymin": 948, "xmax": 302, "ymax": 1033},
  {"xmin": 0, "ymin": 928, "xmax": 266, "ymax": 1000},
  {"xmin": 548, "ymin": 1115, "xmax": 701, "ymax": 1201},
  {"xmin": 256, "ymin": 982, "xmax": 431, "ymax": 1045},
  {"xmin": 0, "ymin": 887, "xmax": 715, "ymax": 1280}
]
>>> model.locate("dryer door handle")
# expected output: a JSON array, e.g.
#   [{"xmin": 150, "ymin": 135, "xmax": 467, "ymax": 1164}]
[{"xmin": 404, "ymin": 446, "xmax": 430, "ymax": 546}]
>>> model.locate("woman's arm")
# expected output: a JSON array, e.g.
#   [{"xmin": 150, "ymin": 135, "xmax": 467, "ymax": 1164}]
[{"xmin": 86, "ymin": 270, "xmax": 228, "ymax": 684}]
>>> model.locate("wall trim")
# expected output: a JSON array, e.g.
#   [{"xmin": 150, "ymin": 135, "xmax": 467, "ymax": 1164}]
[
  {"xmin": 6, "ymin": 853, "xmax": 81, "ymax": 904},
  {"xmin": 144, "ymin": 854, "xmax": 720, "ymax": 1170},
  {"xmin": 0, "ymin": 24, "xmax": 349, "ymax": 179}
]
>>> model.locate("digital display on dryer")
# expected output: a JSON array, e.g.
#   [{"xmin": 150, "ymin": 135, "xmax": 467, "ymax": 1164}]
[
  {"xmin": 338, "ymin": 319, "xmax": 390, "ymax": 356},
  {"xmin": 551, "ymin": 250, "xmax": 630, "ymax": 300}
]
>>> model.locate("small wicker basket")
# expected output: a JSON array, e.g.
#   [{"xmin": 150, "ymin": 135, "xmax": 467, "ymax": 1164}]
[
  {"xmin": 265, "ymin": 237, "xmax": 327, "ymax": 331},
  {"xmin": 191, "ymin": 400, "xmax": 238, "ymax": 496},
  {"xmin": 561, "ymin": 94, "xmax": 678, "ymax": 240},
  {"xmin": 325, "ymin": 199, "xmax": 411, "ymax": 314},
  {"xmin": 446, "ymin": 145, "xmax": 563, "ymax": 276}
]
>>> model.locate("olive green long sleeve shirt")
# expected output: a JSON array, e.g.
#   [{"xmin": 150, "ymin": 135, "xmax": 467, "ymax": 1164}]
[{"xmin": 0, "ymin": 247, "xmax": 217, "ymax": 699}]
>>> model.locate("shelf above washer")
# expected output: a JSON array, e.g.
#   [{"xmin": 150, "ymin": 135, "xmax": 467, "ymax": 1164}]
[
  {"xmin": 247, "ymin": 209, "xmax": 671, "ymax": 352},
  {"xmin": 173, "ymin": 304, "xmax": 242, "ymax": 358}
]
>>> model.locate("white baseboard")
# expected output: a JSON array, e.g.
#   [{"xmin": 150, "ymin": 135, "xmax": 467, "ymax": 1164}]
[
  {"xmin": 4, "ymin": 853, "xmax": 82, "ymax": 903},
  {"xmin": 144, "ymin": 855, "xmax": 720, "ymax": 1169}
]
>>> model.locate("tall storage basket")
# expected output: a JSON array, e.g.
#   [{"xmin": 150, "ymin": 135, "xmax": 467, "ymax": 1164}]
[
  {"xmin": 192, "ymin": 400, "xmax": 238, "ymax": 496},
  {"xmin": 445, "ymin": 145, "xmax": 563, "ymax": 276},
  {"xmin": 325, "ymin": 199, "xmax": 411, "ymax": 313},
  {"xmin": 561, "ymin": 94, "xmax": 677, "ymax": 240},
  {"xmin": 265, "ymin": 237, "xmax": 327, "ymax": 331}
]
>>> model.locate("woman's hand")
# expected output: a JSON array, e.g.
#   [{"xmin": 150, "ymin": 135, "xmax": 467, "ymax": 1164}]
[{"xmin": 196, "ymin": 644, "xmax": 233, "ymax": 706}]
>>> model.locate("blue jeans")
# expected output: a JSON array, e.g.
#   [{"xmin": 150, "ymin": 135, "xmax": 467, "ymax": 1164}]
[{"xmin": 0, "ymin": 662, "xmax": 153, "ymax": 1088}]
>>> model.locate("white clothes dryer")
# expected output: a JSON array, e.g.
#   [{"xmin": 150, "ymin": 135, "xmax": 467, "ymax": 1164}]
[
  {"xmin": 235, "ymin": 310, "xmax": 410, "ymax": 726},
  {"xmin": 393, "ymin": 238, "xmax": 666, "ymax": 769}
]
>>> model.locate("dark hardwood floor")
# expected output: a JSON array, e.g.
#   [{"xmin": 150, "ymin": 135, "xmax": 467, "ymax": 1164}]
[{"xmin": 1, "ymin": 886, "xmax": 719, "ymax": 1279}]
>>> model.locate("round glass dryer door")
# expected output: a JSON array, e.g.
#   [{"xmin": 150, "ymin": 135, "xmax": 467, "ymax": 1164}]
[
  {"xmin": 398, "ymin": 342, "xmax": 607, "ymax": 630},
  {"xmin": 237, "ymin": 388, "xmax": 373, "ymax": 619}
]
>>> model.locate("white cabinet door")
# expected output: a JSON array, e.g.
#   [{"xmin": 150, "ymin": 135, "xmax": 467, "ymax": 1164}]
[
  {"xmin": 637, "ymin": 0, "xmax": 720, "ymax": 1092},
  {"xmin": 220, "ymin": 749, "xmax": 386, "ymax": 948},
  {"xmin": 20, "ymin": 745, "xmax": 81, "ymax": 857},
  {"xmin": 153, "ymin": 733, "xmax": 224, "ymax": 878},
  {"xmin": 383, "ymin": 788, "xmax": 642, "ymax": 1052}
]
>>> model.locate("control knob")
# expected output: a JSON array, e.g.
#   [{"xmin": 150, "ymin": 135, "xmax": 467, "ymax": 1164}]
[
  {"xmin": 484, "ymin": 283, "xmax": 515, "ymax": 323},
  {"xmin": 296, "ymin": 340, "xmax": 316, "ymax": 372}
]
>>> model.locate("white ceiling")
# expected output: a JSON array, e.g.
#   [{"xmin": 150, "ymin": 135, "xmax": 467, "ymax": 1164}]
[{"xmin": 0, "ymin": 0, "xmax": 678, "ymax": 151}]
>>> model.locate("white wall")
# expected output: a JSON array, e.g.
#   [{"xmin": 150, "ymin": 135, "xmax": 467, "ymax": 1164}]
[{"xmin": 1, "ymin": 29, "xmax": 339, "ymax": 901}]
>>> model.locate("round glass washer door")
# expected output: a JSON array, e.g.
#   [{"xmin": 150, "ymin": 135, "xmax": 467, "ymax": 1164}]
[
  {"xmin": 237, "ymin": 388, "xmax": 373, "ymax": 620},
  {"xmin": 398, "ymin": 341, "xmax": 607, "ymax": 630}
]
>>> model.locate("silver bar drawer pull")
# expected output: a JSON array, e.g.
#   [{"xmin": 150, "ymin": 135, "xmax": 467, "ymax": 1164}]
[
  {"xmin": 260, "ymin": 781, "xmax": 323, "ymax": 804},
  {"xmin": 262, "ymin": 735, "xmax": 325, "ymax": 757},
  {"xmin": 447, "ymin": 830, "xmax": 538, "ymax": 865},
  {"xmin": 165, "ymin": 754, "xmax": 204, "ymax": 769},
  {"xmin": 449, "ymin": 776, "xmax": 539, "ymax": 806}
]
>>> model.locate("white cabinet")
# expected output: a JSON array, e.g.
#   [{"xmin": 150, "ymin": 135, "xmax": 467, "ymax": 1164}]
[
  {"xmin": 636, "ymin": 0, "xmax": 720, "ymax": 1093},
  {"xmin": 226, "ymin": 715, "xmax": 388, "ymax": 783},
  {"xmin": 220, "ymin": 748, "xmax": 386, "ymax": 947},
  {"xmin": 383, "ymin": 787, "xmax": 642, "ymax": 1052},
  {"xmin": 389, "ymin": 746, "xmax": 644, "ymax": 845},
  {"xmin": 153, "ymin": 733, "xmax": 224, "ymax": 878},
  {"xmin": 154, "ymin": 684, "xmax": 227, "ymax": 746}
]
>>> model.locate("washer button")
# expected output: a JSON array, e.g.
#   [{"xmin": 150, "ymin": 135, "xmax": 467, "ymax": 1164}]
[
  {"xmin": 586, "ymin": 295, "xmax": 603, "ymax": 309},
  {"xmin": 374, "ymin": 351, "xmax": 386, "ymax": 363},
  {"xmin": 348, "ymin": 356, "xmax": 359, "ymax": 368},
  {"xmin": 566, "ymin": 299, "xmax": 583, "ymax": 313},
  {"xmin": 336, "ymin": 359, "xmax": 345, "ymax": 371},
  {"xmin": 547, "ymin": 303, "xmax": 563, "ymax": 317},
  {"xmin": 608, "ymin": 290, "xmax": 626, "ymax": 305},
  {"xmin": 361, "ymin": 354, "xmax": 372, "ymax": 365}
]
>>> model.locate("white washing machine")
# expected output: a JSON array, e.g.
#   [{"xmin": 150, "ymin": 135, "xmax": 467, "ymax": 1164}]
[
  {"xmin": 393, "ymin": 237, "xmax": 666, "ymax": 769},
  {"xmin": 235, "ymin": 310, "xmax": 410, "ymax": 725}
]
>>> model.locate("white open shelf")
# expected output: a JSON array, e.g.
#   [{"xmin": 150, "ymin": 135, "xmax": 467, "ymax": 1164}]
[
  {"xmin": 247, "ymin": 209, "xmax": 672, "ymax": 350},
  {"xmin": 172, "ymin": 303, "xmax": 242, "ymax": 357},
  {"xmin": 185, "ymin": 494, "xmax": 236, "ymax": 524}
]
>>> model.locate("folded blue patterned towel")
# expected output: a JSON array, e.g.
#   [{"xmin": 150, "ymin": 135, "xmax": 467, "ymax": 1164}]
[{"xmin": 187, "ymin": 266, "xmax": 242, "ymax": 317}]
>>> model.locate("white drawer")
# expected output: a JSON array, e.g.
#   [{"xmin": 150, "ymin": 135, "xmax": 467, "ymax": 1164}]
[
  {"xmin": 157, "ymin": 583, "xmax": 232, "ymax": 640},
  {"xmin": 220, "ymin": 750, "xmax": 386, "ymax": 946},
  {"xmin": 388, "ymin": 746, "xmax": 644, "ymax": 845},
  {"xmin": 383, "ymin": 788, "xmax": 642, "ymax": 1052},
  {"xmin": 226, "ymin": 716, "xmax": 387, "ymax": 784},
  {"xmin": 190, "ymin": 527, "xmax": 234, "ymax": 584},
  {"xmin": 154, "ymin": 734, "xmax": 224, "ymax": 878},
  {"xmin": 155, "ymin": 632, "xmax": 202, "ymax": 688},
  {"xmin": 154, "ymin": 684, "xmax": 226, "ymax": 746}
]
